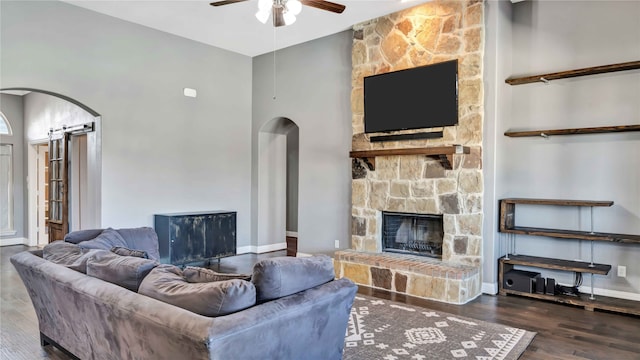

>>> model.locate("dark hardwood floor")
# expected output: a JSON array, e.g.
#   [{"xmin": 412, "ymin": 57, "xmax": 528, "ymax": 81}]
[{"xmin": 2, "ymin": 245, "xmax": 639, "ymax": 359}]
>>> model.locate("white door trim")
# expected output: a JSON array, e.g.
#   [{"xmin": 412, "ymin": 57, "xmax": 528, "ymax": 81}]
[{"xmin": 28, "ymin": 139, "xmax": 48, "ymax": 247}]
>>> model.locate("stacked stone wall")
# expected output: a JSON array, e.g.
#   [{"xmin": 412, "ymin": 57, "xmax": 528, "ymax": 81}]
[{"xmin": 350, "ymin": 0, "xmax": 484, "ymax": 268}]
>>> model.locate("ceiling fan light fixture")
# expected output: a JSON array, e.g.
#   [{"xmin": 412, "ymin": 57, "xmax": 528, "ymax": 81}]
[
  {"xmin": 256, "ymin": 9, "xmax": 270, "ymax": 23},
  {"xmin": 283, "ymin": 11, "xmax": 296, "ymax": 25},
  {"xmin": 287, "ymin": 0, "xmax": 302, "ymax": 16}
]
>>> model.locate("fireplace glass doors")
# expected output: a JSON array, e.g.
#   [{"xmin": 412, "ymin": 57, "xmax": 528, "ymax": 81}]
[{"xmin": 382, "ymin": 212, "xmax": 443, "ymax": 258}]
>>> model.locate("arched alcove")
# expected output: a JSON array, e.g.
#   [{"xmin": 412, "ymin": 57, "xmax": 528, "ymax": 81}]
[
  {"xmin": 257, "ymin": 117, "xmax": 299, "ymax": 254},
  {"xmin": 0, "ymin": 87, "xmax": 102, "ymax": 245}
]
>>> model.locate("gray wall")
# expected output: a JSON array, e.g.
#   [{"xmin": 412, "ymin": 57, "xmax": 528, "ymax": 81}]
[
  {"xmin": 0, "ymin": 94, "xmax": 26, "ymax": 241},
  {"xmin": 483, "ymin": 0, "xmax": 513, "ymax": 293},
  {"xmin": 286, "ymin": 126, "xmax": 299, "ymax": 232},
  {"xmin": 495, "ymin": 1, "xmax": 640, "ymax": 295},
  {"xmin": 252, "ymin": 31, "xmax": 353, "ymax": 255},
  {"xmin": 23, "ymin": 92, "xmax": 96, "ymax": 142},
  {"xmin": 1, "ymin": 1, "xmax": 253, "ymax": 246}
]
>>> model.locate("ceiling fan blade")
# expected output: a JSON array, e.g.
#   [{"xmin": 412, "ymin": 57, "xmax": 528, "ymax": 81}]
[
  {"xmin": 301, "ymin": 0, "xmax": 345, "ymax": 14},
  {"xmin": 209, "ymin": 0, "xmax": 250, "ymax": 7}
]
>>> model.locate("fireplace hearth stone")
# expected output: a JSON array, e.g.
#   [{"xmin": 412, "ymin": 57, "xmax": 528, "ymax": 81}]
[{"xmin": 334, "ymin": 250, "xmax": 481, "ymax": 304}]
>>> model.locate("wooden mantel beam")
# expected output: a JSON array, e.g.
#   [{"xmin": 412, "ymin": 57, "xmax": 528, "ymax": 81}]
[{"xmin": 349, "ymin": 145, "xmax": 470, "ymax": 170}]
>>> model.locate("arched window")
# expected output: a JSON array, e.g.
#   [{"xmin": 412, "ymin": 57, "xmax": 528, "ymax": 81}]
[{"xmin": 0, "ymin": 112, "xmax": 12, "ymax": 135}]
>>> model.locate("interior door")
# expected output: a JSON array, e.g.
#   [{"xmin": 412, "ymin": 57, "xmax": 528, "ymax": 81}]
[{"xmin": 48, "ymin": 133, "xmax": 69, "ymax": 243}]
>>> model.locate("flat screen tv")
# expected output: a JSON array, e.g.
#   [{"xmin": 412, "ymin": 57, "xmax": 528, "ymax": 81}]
[{"xmin": 363, "ymin": 59, "xmax": 458, "ymax": 134}]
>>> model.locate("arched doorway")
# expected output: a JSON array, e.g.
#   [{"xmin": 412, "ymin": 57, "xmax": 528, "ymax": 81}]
[
  {"xmin": 258, "ymin": 117, "xmax": 299, "ymax": 255},
  {"xmin": 0, "ymin": 88, "xmax": 101, "ymax": 246}
]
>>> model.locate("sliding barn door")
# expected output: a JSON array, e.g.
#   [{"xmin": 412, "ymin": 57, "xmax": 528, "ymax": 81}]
[{"xmin": 48, "ymin": 133, "xmax": 69, "ymax": 243}]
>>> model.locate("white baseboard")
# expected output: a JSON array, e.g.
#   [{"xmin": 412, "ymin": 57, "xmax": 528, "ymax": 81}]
[
  {"xmin": 0, "ymin": 237, "xmax": 29, "ymax": 247},
  {"xmin": 236, "ymin": 246, "xmax": 252, "ymax": 254},
  {"xmin": 236, "ymin": 243, "xmax": 287, "ymax": 255},
  {"xmin": 286, "ymin": 231, "xmax": 298, "ymax": 238},
  {"xmin": 482, "ymin": 282, "xmax": 498, "ymax": 295},
  {"xmin": 296, "ymin": 252, "xmax": 313, "ymax": 257},
  {"xmin": 577, "ymin": 286, "xmax": 640, "ymax": 302},
  {"xmin": 257, "ymin": 242, "xmax": 286, "ymax": 253}
]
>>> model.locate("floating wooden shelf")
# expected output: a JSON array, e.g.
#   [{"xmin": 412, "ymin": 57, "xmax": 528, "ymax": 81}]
[
  {"xmin": 500, "ymin": 226, "xmax": 640, "ymax": 244},
  {"xmin": 349, "ymin": 145, "xmax": 469, "ymax": 170},
  {"xmin": 498, "ymin": 257, "xmax": 640, "ymax": 316},
  {"xmin": 504, "ymin": 125, "xmax": 640, "ymax": 138},
  {"xmin": 499, "ymin": 198, "xmax": 640, "ymax": 243},
  {"xmin": 505, "ymin": 60, "xmax": 640, "ymax": 85},
  {"xmin": 501, "ymin": 255, "xmax": 611, "ymax": 275},
  {"xmin": 501, "ymin": 198, "xmax": 613, "ymax": 207},
  {"xmin": 499, "ymin": 288, "xmax": 640, "ymax": 316}
]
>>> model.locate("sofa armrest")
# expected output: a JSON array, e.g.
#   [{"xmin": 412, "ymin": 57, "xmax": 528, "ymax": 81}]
[{"xmin": 206, "ymin": 277, "xmax": 357, "ymax": 360}]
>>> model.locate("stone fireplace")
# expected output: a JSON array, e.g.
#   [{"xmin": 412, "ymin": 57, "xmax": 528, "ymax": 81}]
[{"xmin": 334, "ymin": 0, "xmax": 484, "ymax": 304}]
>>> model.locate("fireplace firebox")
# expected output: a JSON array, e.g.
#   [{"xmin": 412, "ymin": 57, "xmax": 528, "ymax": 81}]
[{"xmin": 381, "ymin": 212, "xmax": 443, "ymax": 258}]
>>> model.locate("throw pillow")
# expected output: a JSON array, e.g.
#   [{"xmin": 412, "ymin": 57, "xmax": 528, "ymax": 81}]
[
  {"xmin": 252, "ymin": 255, "xmax": 335, "ymax": 303},
  {"xmin": 182, "ymin": 266, "xmax": 251, "ymax": 283},
  {"xmin": 63, "ymin": 228, "xmax": 104, "ymax": 244},
  {"xmin": 86, "ymin": 251, "xmax": 159, "ymax": 291},
  {"xmin": 43, "ymin": 241, "xmax": 106, "ymax": 273},
  {"xmin": 111, "ymin": 246, "xmax": 149, "ymax": 259},
  {"xmin": 78, "ymin": 228, "xmax": 128, "ymax": 251},
  {"xmin": 139, "ymin": 265, "xmax": 256, "ymax": 317}
]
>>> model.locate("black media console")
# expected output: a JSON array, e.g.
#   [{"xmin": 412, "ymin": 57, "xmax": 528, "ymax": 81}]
[{"xmin": 154, "ymin": 211, "xmax": 237, "ymax": 266}]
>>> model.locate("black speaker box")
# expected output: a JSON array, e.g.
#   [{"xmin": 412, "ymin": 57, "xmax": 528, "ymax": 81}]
[
  {"xmin": 503, "ymin": 269, "xmax": 541, "ymax": 293},
  {"xmin": 535, "ymin": 277, "xmax": 546, "ymax": 294},
  {"xmin": 546, "ymin": 278, "xmax": 556, "ymax": 295}
]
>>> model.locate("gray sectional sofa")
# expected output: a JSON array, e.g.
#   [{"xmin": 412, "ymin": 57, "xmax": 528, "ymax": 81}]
[{"xmin": 11, "ymin": 228, "xmax": 357, "ymax": 360}]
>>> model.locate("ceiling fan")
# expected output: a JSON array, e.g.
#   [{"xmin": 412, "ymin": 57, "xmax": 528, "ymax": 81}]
[{"xmin": 210, "ymin": 0, "xmax": 346, "ymax": 27}]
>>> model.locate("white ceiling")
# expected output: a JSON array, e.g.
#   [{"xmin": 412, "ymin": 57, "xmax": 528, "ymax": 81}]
[{"xmin": 63, "ymin": 0, "xmax": 431, "ymax": 57}]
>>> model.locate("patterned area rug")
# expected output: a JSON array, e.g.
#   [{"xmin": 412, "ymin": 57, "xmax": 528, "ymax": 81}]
[{"xmin": 343, "ymin": 295, "xmax": 536, "ymax": 360}]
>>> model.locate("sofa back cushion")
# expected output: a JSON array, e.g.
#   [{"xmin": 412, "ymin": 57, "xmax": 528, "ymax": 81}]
[
  {"xmin": 183, "ymin": 266, "xmax": 251, "ymax": 283},
  {"xmin": 139, "ymin": 265, "xmax": 256, "ymax": 317},
  {"xmin": 86, "ymin": 251, "xmax": 159, "ymax": 291},
  {"xmin": 77, "ymin": 228, "xmax": 128, "ymax": 251},
  {"xmin": 42, "ymin": 241, "xmax": 105, "ymax": 273},
  {"xmin": 251, "ymin": 255, "xmax": 335, "ymax": 303},
  {"xmin": 67, "ymin": 227, "xmax": 160, "ymax": 261},
  {"xmin": 115, "ymin": 227, "xmax": 160, "ymax": 261}
]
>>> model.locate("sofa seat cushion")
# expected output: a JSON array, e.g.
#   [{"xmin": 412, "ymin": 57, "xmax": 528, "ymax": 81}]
[
  {"xmin": 183, "ymin": 266, "xmax": 251, "ymax": 283},
  {"xmin": 139, "ymin": 265, "xmax": 256, "ymax": 317},
  {"xmin": 77, "ymin": 228, "xmax": 128, "ymax": 251},
  {"xmin": 42, "ymin": 241, "xmax": 106, "ymax": 273},
  {"xmin": 252, "ymin": 255, "xmax": 335, "ymax": 303},
  {"xmin": 86, "ymin": 251, "xmax": 159, "ymax": 291}
]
